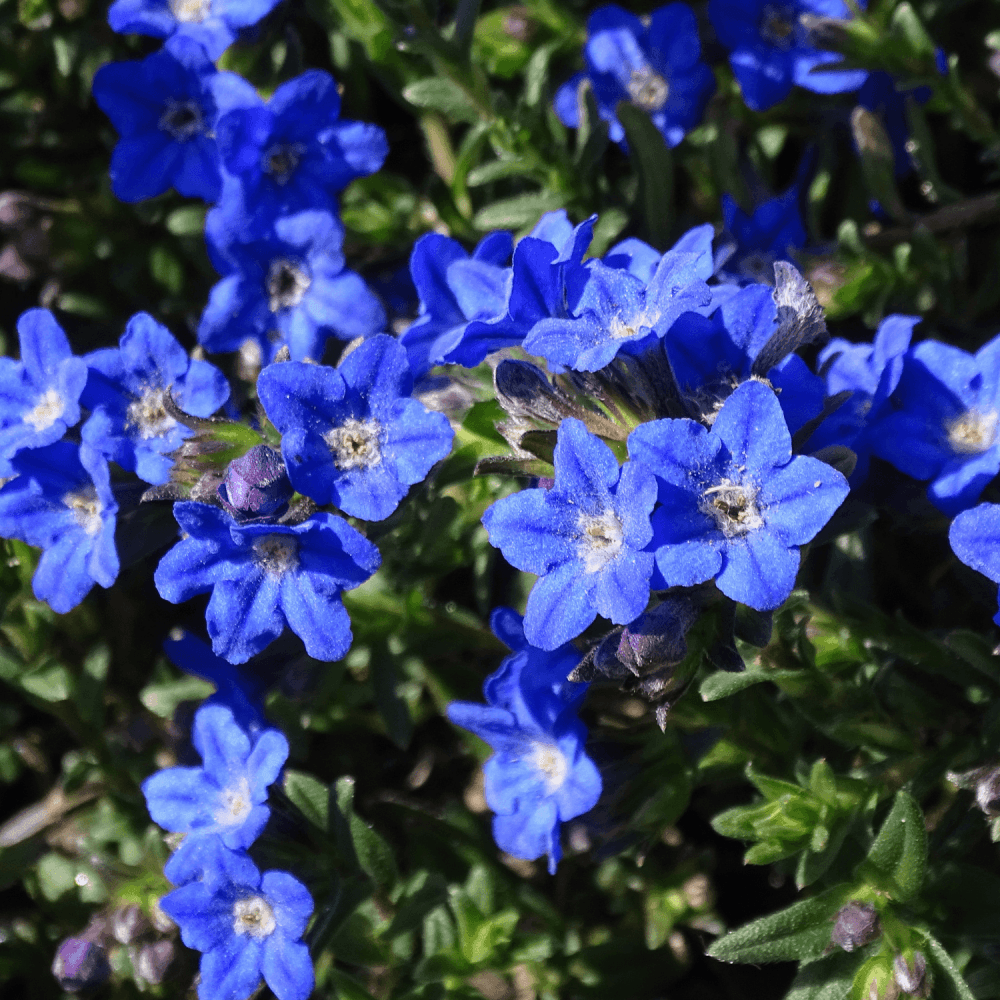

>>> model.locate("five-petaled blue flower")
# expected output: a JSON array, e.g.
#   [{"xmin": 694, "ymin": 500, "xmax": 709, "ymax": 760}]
[
  {"xmin": 257, "ymin": 335, "xmax": 455, "ymax": 521},
  {"xmin": 482, "ymin": 418, "xmax": 658, "ymax": 650},
  {"xmin": 870, "ymin": 331, "xmax": 1000, "ymax": 515},
  {"xmin": 554, "ymin": 3, "xmax": 715, "ymax": 149},
  {"xmin": 81, "ymin": 312, "xmax": 230, "ymax": 486},
  {"xmin": 447, "ymin": 607, "xmax": 602, "ymax": 874},
  {"xmin": 0, "ymin": 442, "xmax": 119, "ymax": 614},
  {"xmin": 214, "ymin": 69, "xmax": 388, "ymax": 223},
  {"xmin": 154, "ymin": 503, "xmax": 381, "ymax": 663},
  {"xmin": 719, "ymin": 185, "xmax": 808, "ymax": 285},
  {"xmin": 107, "ymin": 0, "xmax": 283, "ymax": 60},
  {"xmin": 92, "ymin": 37, "xmax": 226, "ymax": 204},
  {"xmin": 199, "ymin": 209, "xmax": 386, "ymax": 363},
  {"xmin": 159, "ymin": 846, "xmax": 314, "ymax": 1000},
  {"xmin": 142, "ymin": 703, "xmax": 288, "ymax": 879},
  {"xmin": 0, "ymin": 309, "xmax": 87, "ymax": 474},
  {"xmin": 629, "ymin": 380, "xmax": 849, "ymax": 610},
  {"xmin": 708, "ymin": 0, "xmax": 868, "ymax": 111}
]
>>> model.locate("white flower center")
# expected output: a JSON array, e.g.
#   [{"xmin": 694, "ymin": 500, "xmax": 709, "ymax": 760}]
[
  {"xmin": 214, "ymin": 777, "xmax": 253, "ymax": 827},
  {"xmin": 578, "ymin": 508, "xmax": 624, "ymax": 573},
  {"xmin": 170, "ymin": 0, "xmax": 210, "ymax": 21},
  {"xmin": 24, "ymin": 387, "xmax": 65, "ymax": 432},
  {"xmin": 126, "ymin": 387, "xmax": 176, "ymax": 441},
  {"xmin": 324, "ymin": 418, "xmax": 383, "ymax": 470},
  {"xmin": 64, "ymin": 486, "xmax": 103, "ymax": 536},
  {"xmin": 947, "ymin": 408, "xmax": 998, "ymax": 455},
  {"xmin": 608, "ymin": 307, "xmax": 661, "ymax": 341},
  {"xmin": 252, "ymin": 534, "xmax": 299, "ymax": 576},
  {"xmin": 701, "ymin": 478, "xmax": 763, "ymax": 537},
  {"xmin": 627, "ymin": 67, "xmax": 669, "ymax": 112},
  {"xmin": 267, "ymin": 259, "xmax": 311, "ymax": 313},
  {"xmin": 232, "ymin": 896, "xmax": 276, "ymax": 939},
  {"xmin": 531, "ymin": 742, "xmax": 568, "ymax": 793}
]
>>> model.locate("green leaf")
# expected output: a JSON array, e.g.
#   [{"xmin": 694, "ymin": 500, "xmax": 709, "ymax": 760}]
[
  {"xmin": 283, "ymin": 770, "xmax": 329, "ymax": 831},
  {"xmin": 466, "ymin": 158, "xmax": 539, "ymax": 187},
  {"xmin": 472, "ymin": 190, "xmax": 567, "ymax": 230},
  {"xmin": 859, "ymin": 790, "xmax": 926, "ymax": 902},
  {"xmin": 616, "ymin": 101, "xmax": 673, "ymax": 249},
  {"xmin": 372, "ymin": 651, "xmax": 413, "ymax": 751},
  {"xmin": 165, "ymin": 205, "xmax": 207, "ymax": 236},
  {"xmin": 699, "ymin": 668, "xmax": 803, "ymax": 701},
  {"xmin": 923, "ymin": 932, "xmax": 976, "ymax": 1000},
  {"xmin": 403, "ymin": 79, "xmax": 482, "ymax": 124},
  {"xmin": 706, "ymin": 885, "xmax": 852, "ymax": 964},
  {"xmin": 472, "ymin": 7, "xmax": 533, "ymax": 77},
  {"xmin": 786, "ymin": 949, "xmax": 866, "ymax": 1000},
  {"xmin": 335, "ymin": 777, "xmax": 399, "ymax": 887},
  {"xmin": 326, "ymin": 0, "xmax": 394, "ymax": 61},
  {"xmin": 140, "ymin": 675, "xmax": 214, "ymax": 717},
  {"xmin": 888, "ymin": 2, "xmax": 937, "ymax": 61}
]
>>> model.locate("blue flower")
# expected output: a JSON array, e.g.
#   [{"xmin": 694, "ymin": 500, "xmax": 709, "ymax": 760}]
[
  {"xmin": 554, "ymin": 4, "xmax": 715, "ymax": 149},
  {"xmin": 214, "ymin": 70, "xmax": 388, "ymax": 222},
  {"xmin": 159, "ymin": 847, "xmax": 314, "ymax": 1000},
  {"xmin": 870, "ymin": 332, "xmax": 1000, "ymax": 515},
  {"xmin": 154, "ymin": 503, "xmax": 380, "ymax": 663},
  {"xmin": 199, "ymin": 209, "xmax": 386, "ymax": 363},
  {"xmin": 523, "ymin": 236, "xmax": 713, "ymax": 371},
  {"xmin": 218, "ymin": 445, "xmax": 293, "ymax": 523},
  {"xmin": 143, "ymin": 704, "xmax": 288, "ymax": 877},
  {"xmin": 447, "ymin": 608, "xmax": 601, "ymax": 873},
  {"xmin": 857, "ymin": 71, "xmax": 934, "ymax": 179},
  {"xmin": 719, "ymin": 185, "xmax": 808, "ymax": 284},
  {"xmin": 80, "ymin": 312, "xmax": 230, "ymax": 486},
  {"xmin": 482, "ymin": 418, "xmax": 658, "ymax": 650},
  {"xmin": 0, "ymin": 309, "xmax": 87, "ymax": 473},
  {"xmin": 950, "ymin": 503, "xmax": 1000, "ymax": 626},
  {"xmin": 0, "ymin": 442, "xmax": 118, "ymax": 614},
  {"xmin": 806, "ymin": 314, "xmax": 919, "ymax": 482},
  {"xmin": 107, "ymin": 0, "xmax": 282, "ymax": 60},
  {"xmin": 628, "ymin": 380, "xmax": 849, "ymax": 610},
  {"xmin": 92, "ymin": 37, "xmax": 226, "ymax": 204},
  {"xmin": 708, "ymin": 0, "xmax": 868, "ymax": 111},
  {"xmin": 257, "ymin": 336, "xmax": 454, "ymax": 521},
  {"xmin": 163, "ymin": 629, "xmax": 269, "ymax": 733},
  {"xmin": 399, "ymin": 230, "xmax": 512, "ymax": 378}
]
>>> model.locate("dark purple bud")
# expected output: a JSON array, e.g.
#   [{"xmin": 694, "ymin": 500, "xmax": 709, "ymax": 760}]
[
  {"xmin": 136, "ymin": 939, "xmax": 175, "ymax": 985},
  {"xmin": 893, "ymin": 951, "xmax": 929, "ymax": 996},
  {"xmin": 51, "ymin": 937, "xmax": 111, "ymax": 992},
  {"xmin": 831, "ymin": 901, "xmax": 881, "ymax": 952},
  {"xmin": 218, "ymin": 444, "xmax": 292, "ymax": 522}
]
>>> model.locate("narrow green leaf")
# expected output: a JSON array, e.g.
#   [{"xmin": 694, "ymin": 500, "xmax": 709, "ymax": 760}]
[
  {"xmin": 472, "ymin": 190, "xmax": 567, "ymax": 230},
  {"xmin": 283, "ymin": 770, "xmax": 329, "ymax": 831},
  {"xmin": 785, "ymin": 949, "xmax": 866, "ymax": 1000},
  {"xmin": 466, "ymin": 158, "xmax": 539, "ymax": 187},
  {"xmin": 923, "ymin": 933, "xmax": 976, "ymax": 1000},
  {"xmin": 699, "ymin": 668, "xmax": 802, "ymax": 701},
  {"xmin": 706, "ymin": 885, "xmax": 852, "ymax": 964},
  {"xmin": 616, "ymin": 101, "xmax": 673, "ymax": 249},
  {"xmin": 859, "ymin": 790, "xmax": 926, "ymax": 902},
  {"xmin": 403, "ymin": 78, "xmax": 482, "ymax": 124},
  {"xmin": 335, "ymin": 776, "xmax": 398, "ymax": 887}
]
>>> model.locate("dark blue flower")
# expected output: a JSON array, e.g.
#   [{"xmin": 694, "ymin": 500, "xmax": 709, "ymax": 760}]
[
  {"xmin": 857, "ymin": 71, "xmax": 934, "ymax": 179},
  {"xmin": 142, "ymin": 703, "xmax": 288, "ymax": 879},
  {"xmin": 92, "ymin": 37, "xmax": 226, "ymax": 204},
  {"xmin": 870, "ymin": 332, "xmax": 1000, "ymax": 515},
  {"xmin": 154, "ymin": 502, "xmax": 380, "ymax": 663},
  {"xmin": 523, "ymin": 236, "xmax": 713, "ymax": 371},
  {"xmin": 447, "ymin": 607, "xmax": 601, "ymax": 873},
  {"xmin": 199, "ymin": 209, "xmax": 386, "ymax": 363},
  {"xmin": 554, "ymin": 4, "xmax": 715, "ymax": 149},
  {"xmin": 628, "ymin": 380, "xmax": 849, "ymax": 610},
  {"xmin": 719, "ymin": 184, "xmax": 808, "ymax": 284},
  {"xmin": 214, "ymin": 70, "xmax": 388, "ymax": 222},
  {"xmin": 81, "ymin": 312, "xmax": 230, "ymax": 486},
  {"xmin": 107, "ymin": 0, "xmax": 282, "ymax": 60},
  {"xmin": 159, "ymin": 847, "xmax": 314, "ymax": 1000},
  {"xmin": 218, "ymin": 445, "xmax": 293, "ymax": 523},
  {"xmin": 257, "ymin": 336, "xmax": 454, "ymax": 521},
  {"xmin": 399, "ymin": 231, "xmax": 513, "ymax": 377},
  {"xmin": 950, "ymin": 503, "xmax": 1000, "ymax": 626},
  {"xmin": 482, "ymin": 418, "xmax": 658, "ymax": 650},
  {"xmin": 708, "ymin": 0, "xmax": 868, "ymax": 111},
  {"xmin": 0, "ymin": 309, "xmax": 87, "ymax": 473},
  {"xmin": 0, "ymin": 442, "xmax": 118, "ymax": 613}
]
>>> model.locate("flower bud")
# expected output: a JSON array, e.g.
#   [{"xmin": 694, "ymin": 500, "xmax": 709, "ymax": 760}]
[
  {"xmin": 831, "ymin": 901, "xmax": 881, "ymax": 952},
  {"xmin": 893, "ymin": 951, "xmax": 930, "ymax": 997},
  {"xmin": 136, "ymin": 939, "xmax": 175, "ymax": 985},
  {"xmin": 111, "ymin": 903, "xmax": 148, "ymax": 944},
  {"xmin": 51, "ymin": 937, "xmax": 111, "ymax": 992},
  {"xmin": 218, "ymin": 445, "xmax": 292, "ymax": 522}
]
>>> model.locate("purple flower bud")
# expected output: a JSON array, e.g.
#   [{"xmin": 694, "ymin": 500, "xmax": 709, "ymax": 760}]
[
  {"xmin": 136, "ymin": 939, "xmax": 175, "ymax": 985},
  {"xmin": 218, "ymin": 444, "xmax": 292, "ymax": 522},
  {"xmin": 893, "ymin": 951, "xmax": 929, "ymax": 996},
  {"xmin": 111, "ymin": 903, "xmax": 147, "ymax": 944},
  {"xmin": 51, "ymin": 937, "xmax": 111, "ymax": 992},
  {"xmin": 831, "ymin": 901, "xmax": 881, "ymax": 952}
]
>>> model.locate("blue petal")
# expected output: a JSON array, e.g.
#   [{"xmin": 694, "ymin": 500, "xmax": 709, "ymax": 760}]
[{"xmin": 261, "ymin": 936, "xmax": 314, "ymax": 1000}]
